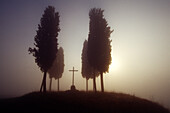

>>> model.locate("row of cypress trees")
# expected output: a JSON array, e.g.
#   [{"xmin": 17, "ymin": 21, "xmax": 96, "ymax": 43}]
[
  {"xmin": 82, "ymin": 8, "xmax": 113, "ymax": 92},
  {"xmin": 29, "ymin": 6, "xmax": 113, "ymax": 93}
]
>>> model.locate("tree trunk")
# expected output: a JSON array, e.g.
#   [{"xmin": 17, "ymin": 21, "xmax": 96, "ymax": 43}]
[
  {"xmin": 93, "ymin": 77, "xmax": 96, "ymax": 92},
  {"xmin": 40, "ymin": 71, "xmax": 47, "ymax": 92},
  {"xmin": 49, "ymin": 78, "xmax": 52, "ymax": 91},
  {"xmin": 40, "ymin": 72, "xmax": 46, "ymax": 92},
  {"xmin": 86, "ymin": 79, "xmax": 88, "ymax": 92},
  {"xmin": 93, "ymin": 71, "xmax": 97, "ymax": 92},
  {"xmin": 58, "ymin": 78, "xmax": 59, "ymax": 91},
  {"xmin": 43, "ymin": 71, "xmax": 47, "ymax": 92},
  {"xmin": 40, "ymin": 77, "xmax": 44, "ymax": 92},
  {"xmin": 100, "ymin": 72, "xmax": 104, "ymax": 92}
]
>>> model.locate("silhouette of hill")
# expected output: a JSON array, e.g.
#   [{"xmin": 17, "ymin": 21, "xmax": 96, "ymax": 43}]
[{"xmin": 0, "ymin": 91, "xmax": 169, "ymax": 113}]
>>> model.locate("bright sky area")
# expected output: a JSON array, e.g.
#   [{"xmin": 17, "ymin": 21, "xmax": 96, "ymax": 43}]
[{"xmin": 0, "ymin": 0, "xmax": 170, "ymax": 109}]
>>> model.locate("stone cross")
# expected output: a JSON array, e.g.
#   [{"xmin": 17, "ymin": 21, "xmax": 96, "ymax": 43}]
[{"xmin": 69, "ymin": 67, "xmax": 78, "ymax": 86}]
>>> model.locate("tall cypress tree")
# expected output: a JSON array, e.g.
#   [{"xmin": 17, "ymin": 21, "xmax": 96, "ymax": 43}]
[
  {"xmin": 48, "ymin": 47, "xmax": 64, "ymax": 91},
  {"xmin": 81, "ymin": 40, "xmax": 99, "ymax": 91},
  {"xmin": 87, "ymin": 8, "xmax": 113, "ymax": 92},
  {"xmin": 28, "ymin": 6, "xmax": 60, "ymax": 92}
]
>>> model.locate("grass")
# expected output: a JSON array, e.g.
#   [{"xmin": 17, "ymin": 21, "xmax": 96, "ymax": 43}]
[{"xmin": 0, "ymin": 91, "xmax": 169, "ymax": 113}]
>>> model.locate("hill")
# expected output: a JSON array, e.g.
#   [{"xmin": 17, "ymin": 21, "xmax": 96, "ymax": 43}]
[{"xmin": 0, "ymin": 91, "xmax": 169, "ymax": 113}]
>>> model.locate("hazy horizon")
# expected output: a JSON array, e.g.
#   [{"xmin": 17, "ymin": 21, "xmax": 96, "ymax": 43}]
[{"xmin": 0, "ymin": 0, "xmax": 170, "ymax": 109}]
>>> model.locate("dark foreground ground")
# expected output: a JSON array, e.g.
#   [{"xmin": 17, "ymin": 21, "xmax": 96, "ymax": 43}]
[{"xmin": 0, "ymin": 91, "xmax": 169, "ymax": 113}]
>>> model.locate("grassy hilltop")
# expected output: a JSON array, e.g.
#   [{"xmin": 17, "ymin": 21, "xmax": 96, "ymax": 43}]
[{"xmin": 0, "ymin": 91, "xmax": 169, "ymax": 113}]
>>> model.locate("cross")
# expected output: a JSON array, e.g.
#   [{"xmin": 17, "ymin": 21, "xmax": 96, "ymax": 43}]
[{"xmin": 69, "ymin": 67, "xmax": 78, "ymax": 86}]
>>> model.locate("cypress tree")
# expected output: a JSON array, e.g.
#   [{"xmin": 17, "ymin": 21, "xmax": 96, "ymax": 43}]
[{"xmin": 28, "ymin": 6, "xmax": 60, "ymax": 92}]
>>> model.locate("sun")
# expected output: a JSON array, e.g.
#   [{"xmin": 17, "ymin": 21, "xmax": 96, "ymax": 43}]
[{"xmin": 109, "ymin": 57, "xmax": 120, "ymax": 72}]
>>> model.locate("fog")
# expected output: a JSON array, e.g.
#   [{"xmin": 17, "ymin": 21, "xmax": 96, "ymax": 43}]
[{"xmin": 0, "ymin": 0, "xmax": 170, "ymax": 109}]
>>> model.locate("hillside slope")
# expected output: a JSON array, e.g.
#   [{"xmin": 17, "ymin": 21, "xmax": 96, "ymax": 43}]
[{"xmin": 0, "ymin": 91, "xmax": 169, "ymax": 113}]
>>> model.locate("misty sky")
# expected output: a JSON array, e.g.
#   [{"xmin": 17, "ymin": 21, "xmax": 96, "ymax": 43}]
[{"xmin": 0, "ymin": 0, "xmax": 170, "ymax": 109}]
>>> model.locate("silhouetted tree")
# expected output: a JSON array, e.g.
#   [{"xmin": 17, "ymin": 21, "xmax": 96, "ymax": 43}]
[
  {"xmin": 82, "ymin": 40, "xmax": 99, "ymax": 91},
  {"xmin": 87, "ymin": 8, "xmax": 113, "ymax": 92},
  {"xmin": 28, "ymin": 6, "xmax": 60, "ymax": 93},
  {"xmin": 48, "ymin": 47, "xmax": 64, "ymax": 91}
]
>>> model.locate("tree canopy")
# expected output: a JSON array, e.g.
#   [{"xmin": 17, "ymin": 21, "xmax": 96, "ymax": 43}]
[
  {"xmin": 82, "ymin": 40, "xmax": 99, "ymax": 91},
  {"xmin": 48, "ymin": 47, "xmax": 64, "ymax": 80},
  {"xmin": 82, "ymin": 40, "xmax": 93, "ymax": 80}
]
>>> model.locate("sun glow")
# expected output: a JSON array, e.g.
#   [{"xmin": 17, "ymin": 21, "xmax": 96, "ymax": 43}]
[{"xmin": 109, "ymin": 57, "xmax": 120, "ymax": 72}]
